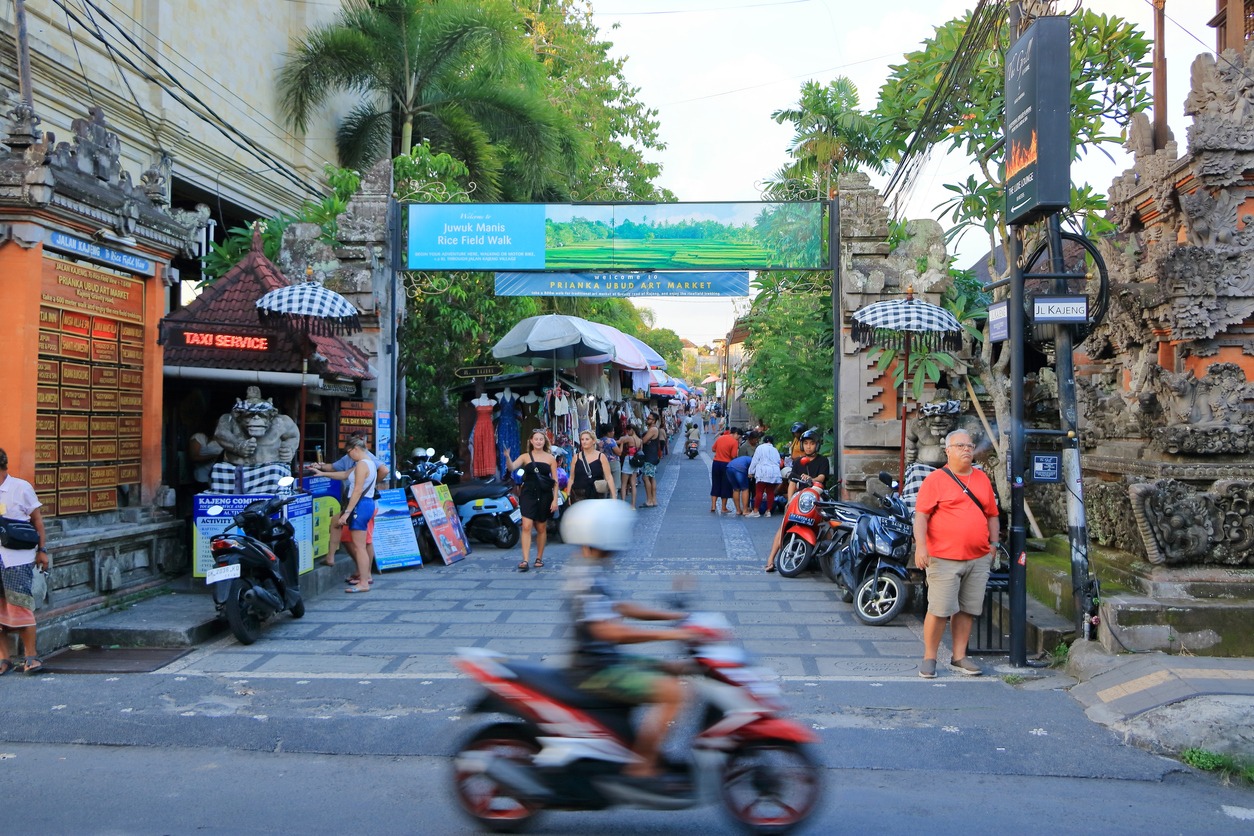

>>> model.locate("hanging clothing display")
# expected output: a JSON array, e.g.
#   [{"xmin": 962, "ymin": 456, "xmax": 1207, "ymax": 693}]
[
  {"xmin": 576, "ymin": 396, "xmax": 591, "ymax": 433},
  {"xmin": 630, "ymin": 369, "xmax": 652, "ymax": 394},
  {"xmin": 496, "ymin": 393, "xmax": 522, "ymax": 477},
  {"xmin": 472, "ymin": 403, "xmax": 497, "ymax": 477},
  {"xmin": 576, "ymin": 363, "xmax": 603, "ymax": 393}
]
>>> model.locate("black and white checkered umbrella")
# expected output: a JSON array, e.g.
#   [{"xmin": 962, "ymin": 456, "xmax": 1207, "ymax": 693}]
[
  {"xmin": 256, "ymin": 283, "xmax": 361, "ymax": 336},
  {"xmin": 851, "ymin": 298, "xmax": 963, "ymax": 352}
]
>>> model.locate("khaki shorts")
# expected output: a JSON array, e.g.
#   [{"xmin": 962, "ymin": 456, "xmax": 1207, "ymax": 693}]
[{"xmin": 925, "ymin": 553, "xmax": 993, "ymax": 618}]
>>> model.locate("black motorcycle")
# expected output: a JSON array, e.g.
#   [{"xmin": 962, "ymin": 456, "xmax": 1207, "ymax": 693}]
[
  {"xmin": 684, "ymin": 438, "xmax": 700, "ymax": 459},
  {"xmin": 206, "ymin": 477, "xmax": 305, "ymax": 644},
  {"xmin": 831, "ymin": 472, "xmax": 915, "ymax": 626}
]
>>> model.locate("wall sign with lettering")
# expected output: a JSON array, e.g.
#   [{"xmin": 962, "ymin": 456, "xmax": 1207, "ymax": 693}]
[{"xmin": 35, "ymin": 255, "xmax": 149, "ymax": 515}]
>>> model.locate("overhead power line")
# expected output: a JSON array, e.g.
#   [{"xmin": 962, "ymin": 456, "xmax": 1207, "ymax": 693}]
[{"xmin": 48, "ymin": 0, "xmax": 321, "ymax": 199}]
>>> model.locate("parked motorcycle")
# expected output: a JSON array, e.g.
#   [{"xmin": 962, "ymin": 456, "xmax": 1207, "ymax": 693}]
[
  {"xmin": 832, "ymin": 472, "xmax": 915, "ymax": 626},
  {"xmin": 402, "ymin": 447, "xmax": 521, "ymax": 551},
  {"xmin": 206, "ymin": 476, "xmax": 305, "ymax": 644},
  {"xmin": 452, "ymin": 611, "xmax": 822, "ymax": 834},
  {"xmin": 776, "ymin": 475, "xmax": 839, "ymax": 578},
  {"xmin": 685, "ymin": 438, "xmax": 700, "ymax": 459}
]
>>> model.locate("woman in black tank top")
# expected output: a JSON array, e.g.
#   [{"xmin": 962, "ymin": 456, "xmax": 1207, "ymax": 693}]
[{"xmin": 570, "ymin": 430, "xmax": 617, "ymax": 503}]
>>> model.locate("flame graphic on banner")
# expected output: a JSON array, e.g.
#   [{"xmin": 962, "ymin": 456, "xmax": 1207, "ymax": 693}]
[{"xmin": 1006, "ymin": 130, "xmax": 1038, "ymax": 179}]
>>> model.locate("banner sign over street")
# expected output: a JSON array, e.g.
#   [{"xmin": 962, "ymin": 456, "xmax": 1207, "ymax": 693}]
[
  {"xmin": 1004, "ymin": 16, "xmax": 1071, "ymax": 224},
  {"xmin": 407, "ymin": 202, "xmax": 827, "ymax": 272},
  {"xmin": 494, "ymin": 271, "xmax": 751, "ymax": 298}
]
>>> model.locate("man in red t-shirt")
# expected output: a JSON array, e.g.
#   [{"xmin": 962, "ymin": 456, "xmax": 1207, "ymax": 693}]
[
  {"xmin": 913, "ymin": 429, "xmax": 1000, "ymax": 678},
  {"xmin": 709, "ymin": 428, "xmax": 740, "ymax": 513}
]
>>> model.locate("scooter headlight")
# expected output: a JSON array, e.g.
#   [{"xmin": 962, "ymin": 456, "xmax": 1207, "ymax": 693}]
[
  {"xmin": 874, "ymin": 536, "xmax": 893, "ymax": 556},
  {"xmin": 796, "ymin": 493, "xmax": 817, "ymax": 515}
]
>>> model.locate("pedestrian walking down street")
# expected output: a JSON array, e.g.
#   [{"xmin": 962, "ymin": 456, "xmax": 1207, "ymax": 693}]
[
  {"xmin": 747, "ymin": 435, "xmax": 783, "ymax": 517},
  {"xmin": 913, "ymin": 430, "xmax": 1000, "ymax": 678},
  {"xmin": 640, "ymin": 414, "xmax": 662, "ymax": 508},
  {"xmin": 0, "ymin": 448, "xmax": 49, "ymax": 675},
  {"xmin": 507, "ymin": 430, "xmax": 560, "ymax": 571},
  {"xmin": 709, "ymin": 427, "xmax": 740, "ymax": 513},
  {"xmin": 727, "ymin": 453, "xmax": 752, "ymax": 516},
  {"xmin": 619, "ymin": 425, "xmax": 643, "ymax": 510},
  {"xmin": 598, "ymin": 424, "xmax": 622, "ymax": 497}
]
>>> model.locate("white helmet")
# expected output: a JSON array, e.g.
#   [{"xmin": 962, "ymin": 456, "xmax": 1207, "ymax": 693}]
[{"xmin": 560, "ymin": 499, "xmax": 635, "ymax": 552}]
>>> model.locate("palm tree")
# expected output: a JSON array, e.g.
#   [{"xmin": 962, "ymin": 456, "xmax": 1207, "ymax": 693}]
[
  {"xmin": 764, "ymin": 77, "xmax": 885, "ymax": 199},
  {"xmin": 279, "ymin": 0, "xmax": 577, "ymax": 199}
]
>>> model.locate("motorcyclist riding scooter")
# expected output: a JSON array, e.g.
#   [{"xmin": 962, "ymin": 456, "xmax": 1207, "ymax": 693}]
[
  {"xmin": 561, "ymin": 499, "xmax": 698, "ymax": 792},
  {"xmin": 765, "ymin": 429, "xmax": 829, "ymax": 573}
]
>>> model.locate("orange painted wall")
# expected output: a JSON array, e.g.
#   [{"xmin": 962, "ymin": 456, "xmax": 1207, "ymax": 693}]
[
  {"xmin": 0, "ymin": 241, "xmax": 44, "ymax": 480},
  {"xmin": 1183, "ymin": 345, "xmax": 1254, "ymax": 380}
]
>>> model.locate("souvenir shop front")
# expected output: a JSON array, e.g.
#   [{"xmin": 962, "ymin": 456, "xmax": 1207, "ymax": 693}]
[{"xmin": 450, "ymin": 364, "xmax": 659, "ymax": 481}]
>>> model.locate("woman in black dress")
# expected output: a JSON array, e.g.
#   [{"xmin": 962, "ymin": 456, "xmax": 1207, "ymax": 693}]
[
  {"xmin": 506, "ymin": 430, "xmax": 559, "ymax": 571},
  {"xmin": 570, "ymin": 430, "xmax": 618, "ymax": 504}
]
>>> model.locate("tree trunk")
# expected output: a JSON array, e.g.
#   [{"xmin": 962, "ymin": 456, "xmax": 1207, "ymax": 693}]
[{"xmin": 401, "ymin": 117, "xmax": 414, "ymax": 157}]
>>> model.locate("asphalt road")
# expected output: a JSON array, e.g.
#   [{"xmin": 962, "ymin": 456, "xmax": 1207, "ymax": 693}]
[{"xmin": 2, "ymin": 434, "xmax": 1252, "ymax": 835}]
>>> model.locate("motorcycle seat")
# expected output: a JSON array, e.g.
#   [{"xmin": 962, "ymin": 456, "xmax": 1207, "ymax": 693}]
[
  {"xmin": 505, "ymin": 663, "xmax": 632, "ymax": 710},
  {"xmin": 448, "ymin": 483, "xmax": 513, "ymax": 502}
]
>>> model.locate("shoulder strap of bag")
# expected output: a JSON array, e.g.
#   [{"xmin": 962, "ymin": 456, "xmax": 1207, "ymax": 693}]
[{"xmin": 942, "ymin": 466, "xmax": 985, "ymax": 514}]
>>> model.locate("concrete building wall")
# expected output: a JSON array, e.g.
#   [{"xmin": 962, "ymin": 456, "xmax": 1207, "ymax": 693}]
[{"xmin": 0, "ymin": 0, "xmax": 349, "ymax": 217}]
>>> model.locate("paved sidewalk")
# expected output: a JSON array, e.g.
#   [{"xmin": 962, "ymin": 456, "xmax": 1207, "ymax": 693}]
[{"xmin": 159, "ymin": 439, "xmax": 938, "ymax": 682}]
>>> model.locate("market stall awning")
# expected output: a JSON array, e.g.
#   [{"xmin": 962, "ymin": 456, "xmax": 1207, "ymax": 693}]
[
  {"xmin": 625, "ymin": 334, "xmax": 667, "ymax": 370},
  {"xmin": 701, "ymin": 373, "xmax": 720, "ymax": 385},
  {"xmin": 492, "ymin": 313, "xmax": 615, "ymax": 367},
  {"xmin": 580, "ymin": 322, "xmax": 648, "ymax": 370},
  {"xmin": 649, "ymin": 386, "xmax": 679, "ymax": 397}
]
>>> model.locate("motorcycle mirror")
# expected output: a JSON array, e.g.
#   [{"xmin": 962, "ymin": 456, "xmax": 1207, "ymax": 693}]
[
  {"xmin": 207, "ymin": 505, "xmax": 224, "ymax": 516},
  {"xmin": 878, "ymin": 471, "xmax": 893, "ymax": 486},
  {"xmin": 426, "ymin": 447, "xmax": 435, "ymax": 457}
]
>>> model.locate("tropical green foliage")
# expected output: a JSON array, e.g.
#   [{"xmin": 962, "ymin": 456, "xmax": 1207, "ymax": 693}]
[
  {"xmin": 637, "ymin": 327, "xmax": 683, "ymax": 370},
  {"xmin": 764, "ymin": 77, "xmax": 885, "ymax": 199},
  {"xmin": 200, "ymin": 164, "xmax": 360, "ymax": 283},
  {"xmin": 279, "ymin": 0, "xmax": 575, "ymax": 199},
  {"xmin": 739, "ymin": 292, "xmax": 832, "ymax": 445},
  {"xmin": 873, "ymin": 10, "xmax": 1152, "ymax": 259}
]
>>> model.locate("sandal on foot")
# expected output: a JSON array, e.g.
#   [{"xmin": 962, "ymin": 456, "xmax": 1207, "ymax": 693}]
[
  {"xmin": 345, "ymin": 576, "xmax": 374, "ymax": 585},
  {"xmin": 344, "ymin": 585, "xmax": 370, "ymax": 594},
  {"xmin": 518, "ymin": 561, "xmax": 530, "ymax": 572},
  {"xmin": 534, "ymin": 558, "xmax": 544, "ymax": 569},
  {"xmin": 0, "ymin": 659, "xmax": 13, "ymax": 676},
  {"xmin": 23, "ymin": 657, "xmax": 45, "ymax": 674}
]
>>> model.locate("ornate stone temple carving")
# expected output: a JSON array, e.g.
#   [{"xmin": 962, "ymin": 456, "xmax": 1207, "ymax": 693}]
[
  {"xmin": 1076, "ymin": 44, "xmax": 1254, "ymax": 567},
  {"xmin": 213, "ymin": 387, "xmax": 300, "ymax": 466}
]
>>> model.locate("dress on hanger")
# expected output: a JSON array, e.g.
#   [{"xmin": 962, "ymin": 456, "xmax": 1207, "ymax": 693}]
[
  {"xmin": 472, "ymin": 402, "xmax": 497, "ymax": 477},
  {"xmin": 496, "ymin": 393, "xmax": 522, "ymax": 477},
  {"xmin": 576, "ymin": 396, "xmax": 591, "ymax": 433}
]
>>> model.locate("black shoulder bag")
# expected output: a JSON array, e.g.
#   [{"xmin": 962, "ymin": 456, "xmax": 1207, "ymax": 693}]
[
  {"xmin": 941, "ymin": 466, "xmax": 985, "ymax": 514},
  {"xmin": 0, "ymin": 518, "xmax": 41, "ymax": 550}
]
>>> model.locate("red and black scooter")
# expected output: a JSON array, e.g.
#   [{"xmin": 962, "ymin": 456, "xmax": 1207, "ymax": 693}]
[{"xmin": 452, "ymin": 611, "xmax": 822, "ymax": 834}]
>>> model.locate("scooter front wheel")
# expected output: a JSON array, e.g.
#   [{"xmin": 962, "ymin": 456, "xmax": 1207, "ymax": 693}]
[
  {"xmin": 453, "ymin": 723, "xmax": 544, "ymax": 833},
  {"xmin": 776, "ymin": 534, "xmax": 814, "ymax": 578},
  {"xmin": 224, "ymin": 578, "xmax": 262, "ymax": 645},
  {"xmin": 721, "ymin": 740, "xmax": 822, "ymax": 835},
  {"xmin": 854, "ymin": 572, "xmax": 907, "ymax": 626}
]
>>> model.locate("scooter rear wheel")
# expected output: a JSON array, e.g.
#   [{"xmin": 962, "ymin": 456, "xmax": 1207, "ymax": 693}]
[
  {"xmin": 721, "ymin": 740, "xmax": 822, "ymax": 835},
  {"xmin": 224, "ymin": 578, "xmax": 262, "ymax": 645},
  {"xmin": 453, "ymin": 724, "xmax": 543, "ymax": 832},
  {"xmin": 493, "ymin": 521, "xmax": 521, "ymax": 550},
  {"xmin": 776, "ymin": 534, "xmax": 813, "ymax": 578}
]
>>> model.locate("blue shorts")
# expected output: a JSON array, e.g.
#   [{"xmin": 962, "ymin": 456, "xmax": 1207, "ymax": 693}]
[
  {"xmin": 727, "ymin": 468, "xmax": 750, "ymax": 491},
  {"xmin": 347, "ymin": 497, "xmax": 376, "ymax": 531}
]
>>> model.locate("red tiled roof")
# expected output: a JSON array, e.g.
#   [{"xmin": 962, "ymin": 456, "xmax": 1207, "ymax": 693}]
[{"xmin": 161, "ymin": 230, "xmax": 372, "ymax": 381}]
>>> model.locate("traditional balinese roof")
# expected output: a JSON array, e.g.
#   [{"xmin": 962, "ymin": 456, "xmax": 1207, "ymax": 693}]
[{"xmin": 161, "ymin": 229, "xmax": 372, "ymax": 381}]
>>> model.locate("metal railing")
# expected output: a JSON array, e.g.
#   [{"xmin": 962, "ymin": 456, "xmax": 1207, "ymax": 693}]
[{"xmin": 969, "ymin": 572, "xmax": 1010, "ymax": 655}]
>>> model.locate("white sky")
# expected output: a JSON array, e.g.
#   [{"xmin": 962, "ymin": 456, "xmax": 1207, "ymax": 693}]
[{"xmin": 593, "ymin": 0, "xmax": 1215, "ymax": 346}]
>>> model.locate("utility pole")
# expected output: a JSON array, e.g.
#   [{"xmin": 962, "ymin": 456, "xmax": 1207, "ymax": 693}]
[
  {"xmin": 1152, "ymin": 0, "xmax": 1168, "ymax": 151},
  {"xmin": 1005, "ymin": 0, "xmax": 1029, "ymax": 669},
  {"xmin": 1048, "ymin": 215, "xmax": 1093, "ymax": 640},
  {"xmin": 830, "ymin": 194, "xmax": 842, "ymax": 486}
]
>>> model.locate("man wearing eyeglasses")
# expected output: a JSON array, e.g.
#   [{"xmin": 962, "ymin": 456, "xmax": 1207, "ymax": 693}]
[{"xmin": 913, "ymin": 429, "xmax": 1000, "ymax": 678}]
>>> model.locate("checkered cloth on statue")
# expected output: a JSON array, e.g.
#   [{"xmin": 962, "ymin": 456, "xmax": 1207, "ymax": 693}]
[
  {"xmin": 901, "ymin": 463, "xmax": 935, "ymax": 514},
  {"xmin": 209, "ymin": 462, "xmax": 293, "ymax": 495}
]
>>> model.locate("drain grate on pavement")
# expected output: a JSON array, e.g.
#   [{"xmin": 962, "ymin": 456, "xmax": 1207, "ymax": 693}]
[{"xmin": 40, "ymin": 646, "xmax": 192, "ymax": 674}]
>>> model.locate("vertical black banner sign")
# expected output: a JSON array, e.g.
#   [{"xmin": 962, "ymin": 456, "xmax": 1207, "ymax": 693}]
[{"xmin": 1005, "ymin": 16, "xmax": 1072, "ymax": 225}]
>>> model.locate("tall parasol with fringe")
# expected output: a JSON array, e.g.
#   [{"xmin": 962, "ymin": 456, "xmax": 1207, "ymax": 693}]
[
  {"xmin": 852, "ymin": 288, "xmax": 964, "ymax": 492},
  {"xmin": 256, "ymin": 272, "xmax": 363, "ymax": 474}
]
